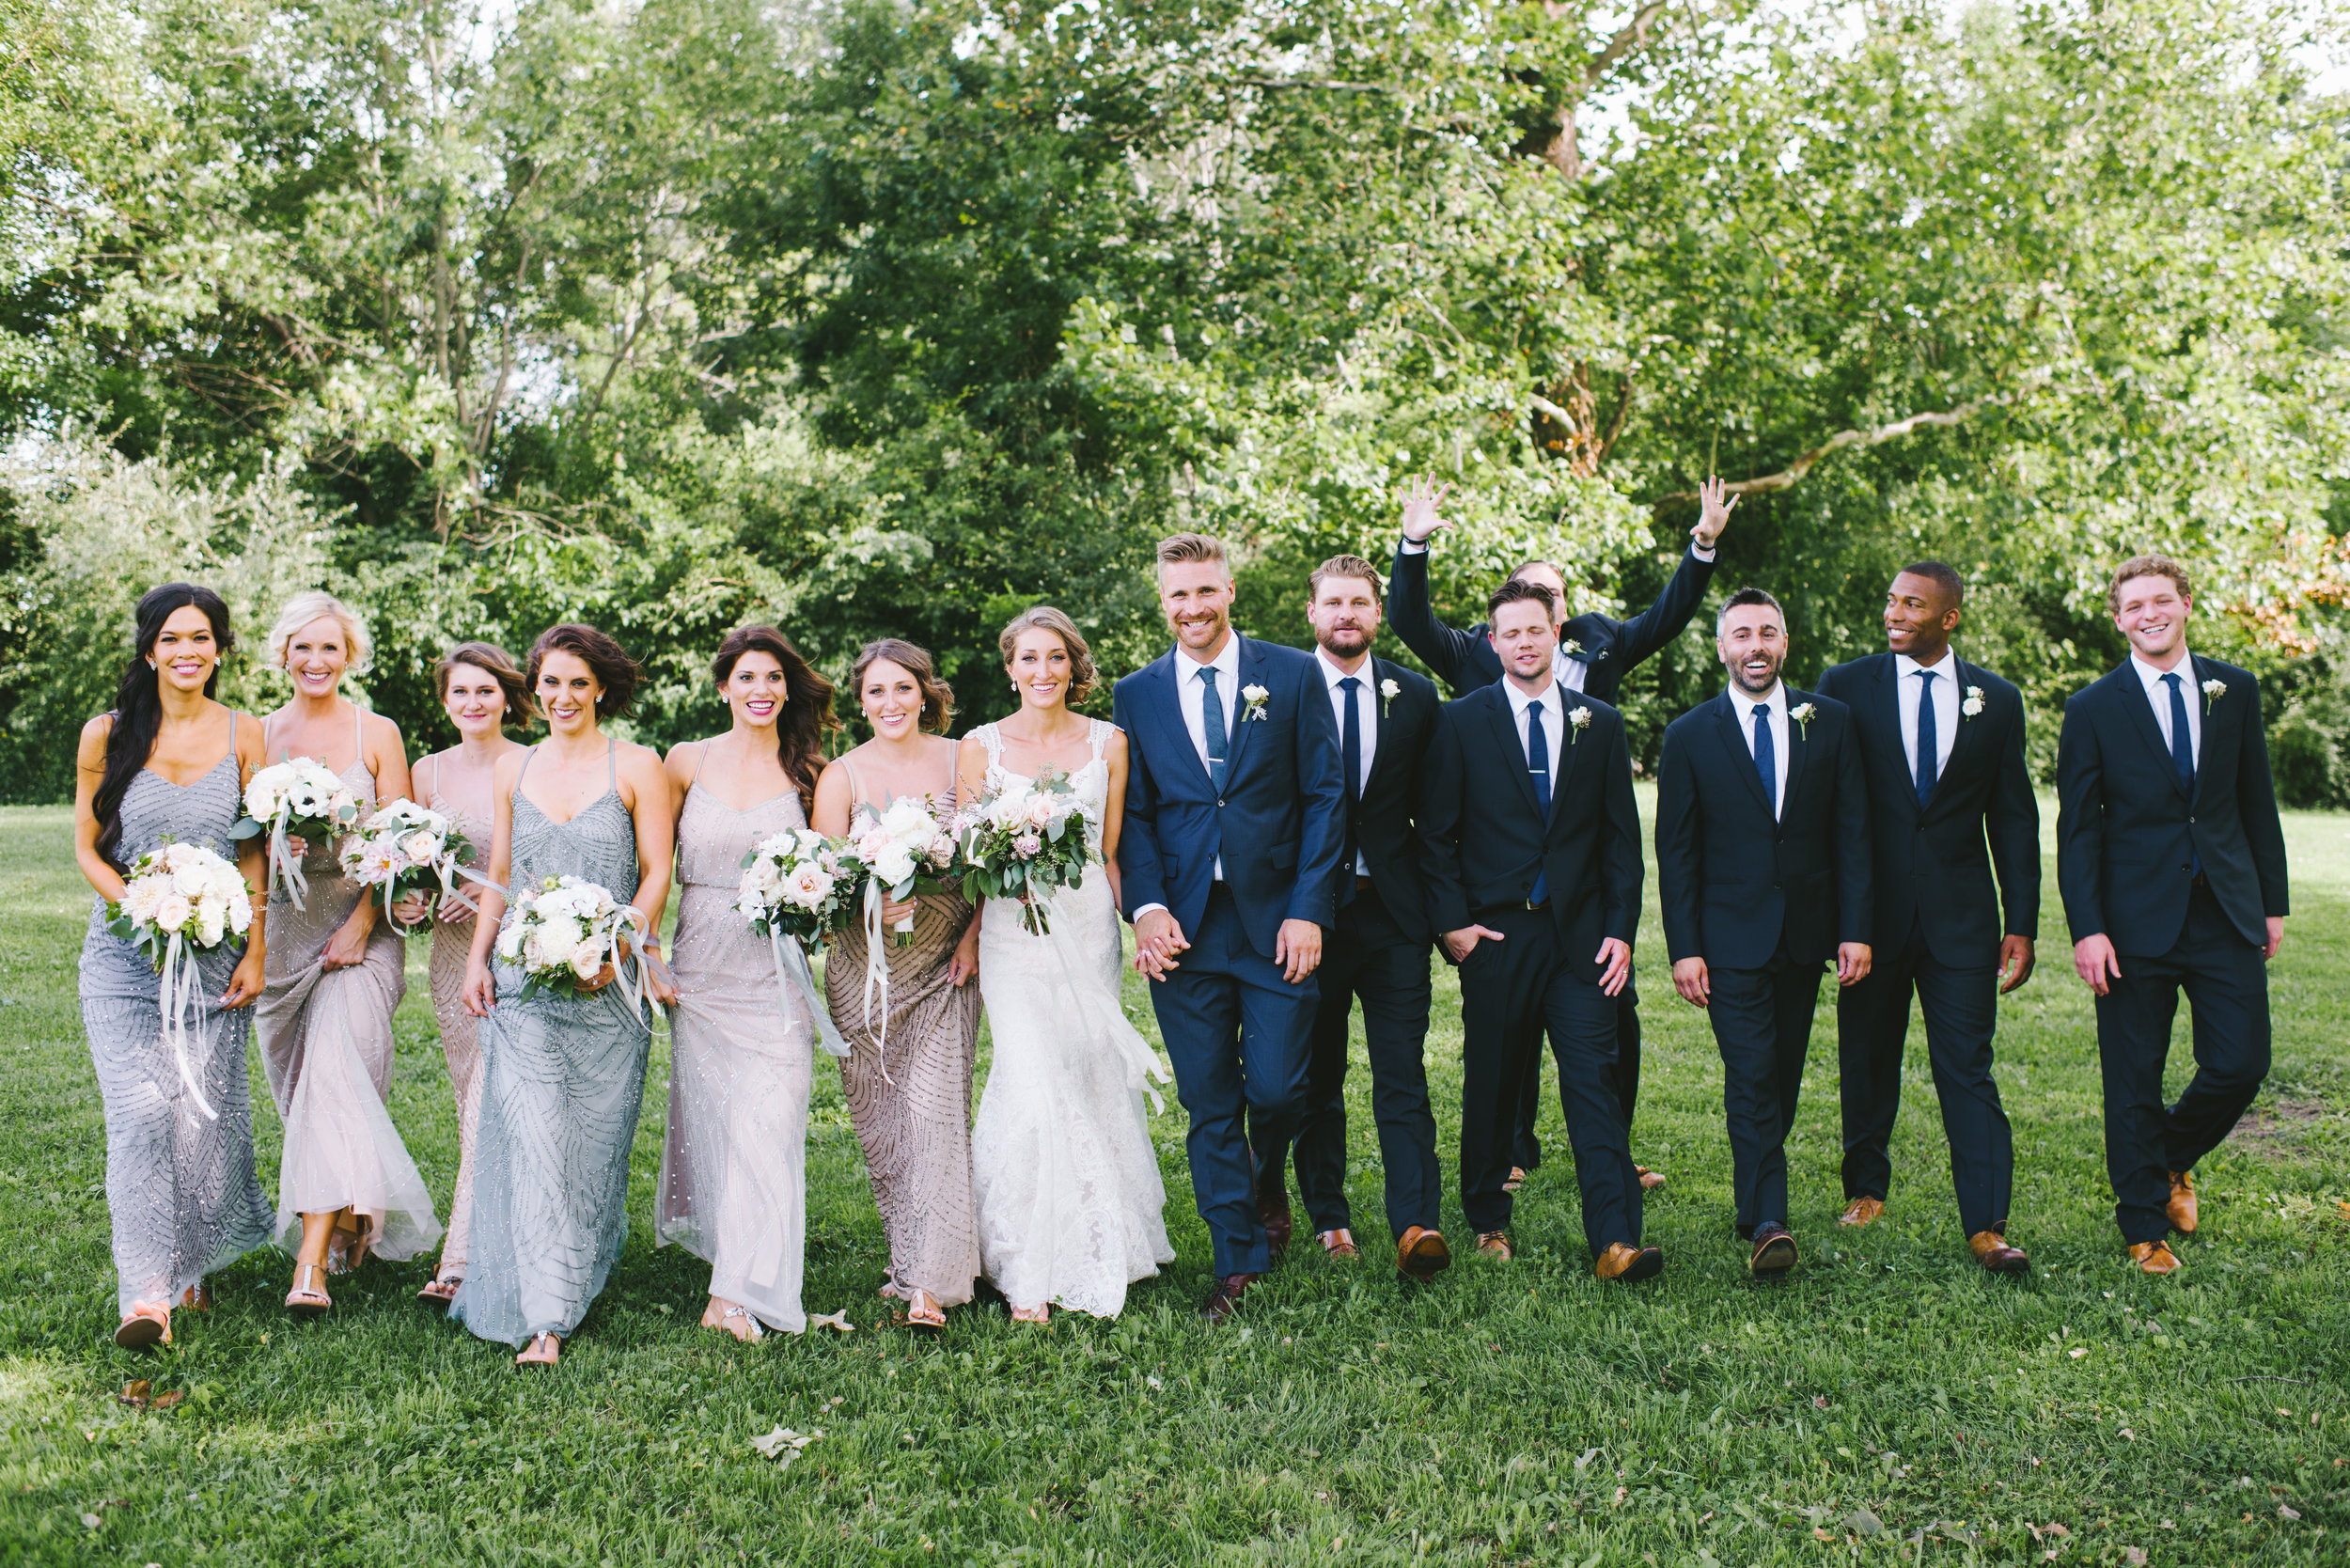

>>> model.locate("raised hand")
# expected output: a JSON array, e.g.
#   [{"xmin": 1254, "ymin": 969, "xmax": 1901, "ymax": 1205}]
[
  {"xmin": 1398, "ymin": 473, "xmax": 1456, "ymax": 545},
  {"xmin": 1692, "ymin": 475, "xmax": 1740, "ymax": 550}
]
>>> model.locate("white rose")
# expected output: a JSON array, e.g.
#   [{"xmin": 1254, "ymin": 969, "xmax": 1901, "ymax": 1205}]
[
  {"xmin": 497, "ymin": 925, "xmax": 525, "ymax": 962},
  {"xmin": 872, "ymin": 845, "xmax": 916, "ymax": 886},
  {"xmin": 153, "ymin": 893, "xmax": 193, "ymax": 932},
  {"xmin": 195, "ymin": 902, "xmax": 226, "ymax": 948},
  {"xmin": 122, "ymin": 881, "xmax": 164, "ymax": 922},
  {"xmin": 787, "ymin": 864, "xmax": 835, "ymax": 908},
  {"xmin": 400, "ymin": 830, "xmax": 442, "ymax": 863},
  {"xmin": 227, "ymin": 896, "xmax": 252, "ymax": 935},
  {"xmin": 570, "ymin": 945, "xmax": 604, "ymax": 981},
  {"xmin": 1025, "ymin": 794, "xmax": 1055, "ymax": 828}
]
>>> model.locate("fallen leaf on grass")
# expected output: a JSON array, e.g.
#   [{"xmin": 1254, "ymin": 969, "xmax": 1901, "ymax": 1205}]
[
  {"xmin": 2280, "ymin": 1505, "xmax": 2302, "ymax": 1520},
  {"xmin": 2123, "ymin": 1549, "xmax": 2147, "ymax": 1566},
  {"xmin": 79, "ymin": 1513, "xmax": 101, "ymax": 1529},
  {"xmin": 2044, "ymin": 1523, "xmax": 2071, "ymax": 1538},
  {"xmin": 1844, "ymin": 1510, "xmax": 1883, "ymax": 1537},
  {"xmin": 150, "ymin": 1391, "xmax": 181, "ymax": 1411},
  {"xmin": 2068, "ymin": 1347, "xmax": 2089, "ymax": 1358},
  {"xmin": 808, "ymin": 1309, "xmax": 853, "ymax": 1333},
  {"xmin": 116, "ymin": 1381, "xmax": 150, "ymax": 1407},
  {"xmin": 750, "ymin": 1427, "xmax": 824, "ymax": 1467},
  {"xmin": 1611, "ymin": 1487, "xmax": 1626, "ymax": 1508},
  {"xmin": 1811, "ymin": 1527, "xmax": 1833, "ymax": 1541}
]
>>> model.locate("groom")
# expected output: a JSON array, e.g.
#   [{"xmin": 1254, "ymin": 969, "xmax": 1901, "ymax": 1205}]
[{"xmin": 1114, "ymin": 532, "xmax": 1348, "ymax": 1325}]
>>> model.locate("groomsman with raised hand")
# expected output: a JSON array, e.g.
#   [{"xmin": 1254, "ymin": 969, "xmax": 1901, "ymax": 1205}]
[
  {"xmin": 2056, "ymin": 555, "xmax": 2289, "ymax": 1275},
  {"xmin": 1418, "ymin": 579, "xmax": 1656, "ymax": 1282},
  {"xmin": 1817, "ymin": 564, "xmax": 2039, "ymax": 1274},
  {"xmin": 1387, "ymin": 474, "xmax": 1742, "ymax": 1193},
  {"xmin": 1655, "ymin": 588, "xmax": 1871, "ymax": 1279},
  {"xmin": 1253, "ymin": 557, "xmax": 1449, "ymax": 1284},
  {"xmin": 1114, "ymin": 532, "xmax": 1348, "ymax": 1325}
]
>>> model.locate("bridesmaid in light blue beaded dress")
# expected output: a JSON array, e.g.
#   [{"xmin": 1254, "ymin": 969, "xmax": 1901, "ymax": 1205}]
[
  {"xmin": 72, "ymin": 584, "xmax": 274, "ymax": 1349},
  {"xmin": 451, "ymin": 624, "xmax": 678, "ymax": 1368}
]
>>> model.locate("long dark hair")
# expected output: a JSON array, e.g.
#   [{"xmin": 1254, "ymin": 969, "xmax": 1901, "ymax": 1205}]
[
  {"xmin": 711, "ymin": 624, "xmax": 838, "ymax": 814},
  {"xmin": 96, "ymin": 584, "xmax": 235, "ymax": 870},
  {"xmin": 525, "ymin": 622, "xmax": 641, "ymax": 718}
]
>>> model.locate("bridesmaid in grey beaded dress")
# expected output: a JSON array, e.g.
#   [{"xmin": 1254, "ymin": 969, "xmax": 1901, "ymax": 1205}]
[
  {"xmin": 655, "ymin": 625, "xmax": 841, "ymax": 1341},
  {"xmin": 73, "ymin": 584, "xmax": 274, "ymax": 1348},
  {"xmin": 812, "ymin": 639, "xmax": 982, "ymax": 1335},
  {"xmin": 453, "ymin": 623, "xmax": 678, "ymax": 1368}
]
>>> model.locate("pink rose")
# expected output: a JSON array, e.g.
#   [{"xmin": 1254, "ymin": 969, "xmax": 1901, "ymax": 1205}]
[{"xmin": 1012, "ymin": 831, "xmax": 1043, "ymax": 858}]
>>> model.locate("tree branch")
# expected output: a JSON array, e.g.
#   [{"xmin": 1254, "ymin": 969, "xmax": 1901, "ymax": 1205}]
[{"xmin": 1650, "ymin": 391, "xmax": 2020, "ymax": 511}]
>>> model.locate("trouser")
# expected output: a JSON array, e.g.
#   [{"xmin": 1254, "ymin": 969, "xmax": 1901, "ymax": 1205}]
[
  {"xmin": 1835, "ymin": 915, "xmax": 2014, "ymax": 1239},
  {"xmin": 1707, "ymin": 955, "xmax": 1825, "ymax": 1237},
  {"xmin": 2095, "ymin": 880, "xmax": 2271, "ymax": 1247},
  {"xmin": 1455, "ymin": 905, "xmax": 1640, "ymax": 1257},
  {"xmin": 1258, "ymin": 880, "xmax": 1440, "ymax": 1242},
  {"xmin": 1512, "ymin": 984, "xmax": 1640, "ymax": 1171}
]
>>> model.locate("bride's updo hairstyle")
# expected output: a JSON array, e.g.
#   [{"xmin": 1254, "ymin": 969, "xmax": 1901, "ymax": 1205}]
[
  {"xmin": 526, "ymin": 622, "xmax": 642, "ymax": 719},
  {"xmin": 996, "ymin": 606, "xmax": 1097, "ymax": 706},
  {"xmin": 849, "ymin": 638, "xmax": 954, "ymax": 735}
]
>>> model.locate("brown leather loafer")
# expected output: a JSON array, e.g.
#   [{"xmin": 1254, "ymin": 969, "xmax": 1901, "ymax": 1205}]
[
  {"xmin": 1475, "ymin": 1231, "xmax": 1512, "ymax": 1262},
  {"xmin": 1198, "ymin": 1272, "xmax": 1261, "ymax": 1325},
  {"xmin": 2125, "ymin": 1240, "xmax": 2182, "ymax": 1275},
  {"xmin": 1319, "ymin": 1228, "xmax": 1359, "ymax": 1260},
  {"xmin": 1502, "ymin": 1166, "xmax": 1528, "ymax": 1192},
  {"xmin": 2166, "ymin": 1170, "xmax": 2198, "ymax": 1234},
  {"xmin": 1396, "ymin": 1226, "xmax": 1451, "ymax": 1281},
  {"xmin": 1594, "ymin": 1242, "xmax": 1665, "ymax": 1282},
  {"xmin": 1749, "ymin": 1225, "xmax": 1797, "ymax": 1279},
  {"xmin": 1837, "ymin": 1196, "xmax": 1885, "ymax": 1228},
  {"xmin": 1258, "ymin": 1190, "xmax": 1294, "ymax": 1259},
  {"xmin": 1968, "ymin": 1231, "xmax": 2030, "ymax": 1275},
  {"xmin": 1637, "ymin": 1165, "xmax": 1667, "ymax": 1191}
]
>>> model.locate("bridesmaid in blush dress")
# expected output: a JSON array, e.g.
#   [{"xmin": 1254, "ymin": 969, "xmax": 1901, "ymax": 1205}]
[
  {"xmin": 72, "ymin": 584, "xmax": 274, "ymax": 1348},
  {"xmin": 453, "ymin": 623, "xmax": 678, "ymax": 1368},
  {"xmin": 812, "ymin": 639, "xmax": 981, "ymax": 1336},
  {"xmin": 655, "ymin": 624, "xmax": 841, "ymax": 1341},
  {"xmin": 400, "ymin": 642, "xmax": 529, "ymax": 1309}
]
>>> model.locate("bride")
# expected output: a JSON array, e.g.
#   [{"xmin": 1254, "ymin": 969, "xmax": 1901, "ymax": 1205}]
[{"xmin": 959, "ymin": 606, "xmax": 1172, "ymax": 1323}]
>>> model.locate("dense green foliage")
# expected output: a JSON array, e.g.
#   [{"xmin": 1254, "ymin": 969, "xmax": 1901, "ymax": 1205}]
[{"xmin": 3, "ymin": 0, "xmax": 2347, "ymax": 800}]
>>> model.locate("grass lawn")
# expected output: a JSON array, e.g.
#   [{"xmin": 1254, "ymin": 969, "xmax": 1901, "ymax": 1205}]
[{"xmin": 0, "ymin": 790, "xmax": 2344, "ymax": 1565}]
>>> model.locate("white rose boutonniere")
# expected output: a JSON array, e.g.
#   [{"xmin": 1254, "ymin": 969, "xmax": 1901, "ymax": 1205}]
[
  {"xmin": 1562, "ymin": 639, "xmax": 1583, "ymax": 657},
  {"xmin": 1962, "ymin": 684, "xmax": 1985, "ymax": 718},
  {"xmin": 1241, "ymin": 683, "xmax": 1271, "ymax": 722},
  {"xmin": 2201, "ymin": 677, "xmax": 2226, "ymax": 713},
  {"xmin": 1790, "ymin": 700, "xmax": 1818, "ymax": 737},
  {"xmin": 1568, "ymin": 705, "xmax": 1593, "ymax": 744},
  {"xmin": 1379, "ymin": 676, "xmax": 1400, "ymax": 717}
]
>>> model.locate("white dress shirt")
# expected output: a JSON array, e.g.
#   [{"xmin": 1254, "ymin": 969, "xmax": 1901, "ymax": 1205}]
[
  {"xmin": 1732, "ymin": 680, "xmax": 1791, "ymax": 819},
  {"xmin": 1503, "ymin": 676, "xmax": 1564, "ymax": 800},
  {"xmin": 1135, "ymin": 633, "xmax": 1244, "ymax": 920},
  {"xmin": 1895, "ymin": 650, "xmax": 1959, "ymax": 779},
  {"xmin": 1397, "ymin": 538, "xmax": 1717, "ymax": 693},
  {"xmin": 1317, "ymin": 648, "xmax": 1377, "ymax": 876},
  {"xmin": 2130, "ymin": 648, "xmax": 2202, "ymax": 766}
]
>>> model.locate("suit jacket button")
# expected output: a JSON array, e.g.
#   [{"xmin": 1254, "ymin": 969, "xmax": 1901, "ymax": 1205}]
[{"xmin": 1216, "ymin": 799, "xmax": 1225, "ymax": 808}]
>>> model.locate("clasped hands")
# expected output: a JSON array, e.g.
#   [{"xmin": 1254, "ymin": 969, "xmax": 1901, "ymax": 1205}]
[{"xmin": 1133, "ymin": 908, "xmax": 1323, "ymax": 984}]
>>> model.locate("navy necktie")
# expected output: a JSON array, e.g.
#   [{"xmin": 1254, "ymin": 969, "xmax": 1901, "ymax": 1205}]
[
  {"xmin": 1527, "ymin": 697, "xmax": 1551, "ymax": 905},
  {"xmin": 1914, "ymin": 667, "xmax": 1939, "ymax": 808},
  {"xmin": 1339, "ymin": 676, "xmax": 1362, "ymax": 874},
  {"xmin": 2163, "ymin": 670, "xmax": 2201, "ymax": 875},
  {"xmin": 1751, "ymin": 700, "xmax": 1776, "ymax": 817},
  {"xmin": 1199, "ymin": 666, "xmax": 1227, "ymax": 791}
]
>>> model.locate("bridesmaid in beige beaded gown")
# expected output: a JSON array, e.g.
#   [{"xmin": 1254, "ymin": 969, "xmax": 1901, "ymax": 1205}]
[
  {"xmin": 813, "ymin": 639, "xmax": 982, "ymax": 1334},
  {"xmin": 655, "ymin": 625, "xmax": 841, "ymax": 1341},
  {"xmin": 401, "ymin": 643, "xmax": 529, "ymax": 1307}
]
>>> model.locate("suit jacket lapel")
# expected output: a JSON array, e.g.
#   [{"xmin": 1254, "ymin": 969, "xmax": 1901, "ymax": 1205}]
[
  {"xmin": 2117, "ymin": 663, "xmax": 2188, "ymax": 799},
  {"xmin": 1483, "ymin": 687, "xmax": 1545, "ymax": 820},
  {"xmin": 1779, "ymin": 687, "xmax": 1812, "ymax": 821},
  {"xmin": 1151, "ymin": 651, "xmax": 1215, "ymax": 796},
  {"xmin": 1711, "ymin": 693, "xmax": 1778, "ymax": 821},
  {"xmin": 1217, "ymin": 636, "xmax": 1263, "ymax": 786},
  {"xmin": 1935, "ymin": 657, "xmax": 1984, "ymax": 808}
]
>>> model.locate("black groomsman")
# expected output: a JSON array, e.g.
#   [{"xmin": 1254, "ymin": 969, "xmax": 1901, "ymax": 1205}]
[
  {"xmin": 1254, "ymin": 556, "xmax": 1450, "ymax": 1284},
  {"xmin": 1655, "ymin": 588, "xmax": 1871, "ymax": 1279},
  {"xmin": 2056, "ymin": 555, "xmax": 2289, "ymax": 1275},
  {"xmin": 1387, "ymin": 474, "xmax": 1742, "ymax": 1192},
  {"xmin": 1418, "ymin": 578, "xmax": 1656, "ymax": 1281},
  {"xmin": 1817, "ymin": 564, "xmax": 2040, "ymax": 1274}
]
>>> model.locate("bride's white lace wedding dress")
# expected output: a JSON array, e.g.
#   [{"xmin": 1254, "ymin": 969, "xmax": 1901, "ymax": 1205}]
[{"xmin": 970, "ymin": 719, "xmax": 1173, "ymax": 1318}]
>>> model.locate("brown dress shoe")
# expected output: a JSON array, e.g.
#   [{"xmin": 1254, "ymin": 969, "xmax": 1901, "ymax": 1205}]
[
  {"xmin": 1968, "ymin": 1231, "xmax": 2030, "ymax": 1275},
  {"xmin": 1475, "ymin": 1231, "xmax": 1512, "ymax": 1261},
  {"xmin": 1258, "ymin": 1190, "xmax": 1294, "ymax": 1258},
  {"xmin": 1748, "ymin": 1225, "xmax": 1798, "ymax": 1279},
  {"xmin": 1637, "ymin": 1166, "xmax": 1667, "ymax": 1191},
  {"xmin": 1594, "ymin": 1242, "xmax": 1665, "ymax": 1282},
  {"xmin": 1502, "ymin": 1166, "xmax": 1527, "ymax": 1192},
  {"xmin": 2166, "ymin": 1170, "xmax": 2198, "ymax": 1234},
  {"xmin": 1396, "ymin": 1226, "xmax": 1451, "ymax": 1281},
  {"xmin": 2126, "ymin": 1240, "xmax": 2182, "ymax": 1275},
  {"xmin": 1837, "ymin": 1196, "xmax": 1885, "ymax": 1228},
  {"xmin": 1319, "ymin": 1228, "xmax": 1359, "ymax": 1260},
  {"xmin": 1198, "ymin": 1272, "xmax": 1261, "ymax": 1325}
]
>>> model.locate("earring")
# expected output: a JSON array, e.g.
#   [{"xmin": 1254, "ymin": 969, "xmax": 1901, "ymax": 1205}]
[{"xmin": 147, "ymin": 659, "xmax": 157, "ymax": 669}]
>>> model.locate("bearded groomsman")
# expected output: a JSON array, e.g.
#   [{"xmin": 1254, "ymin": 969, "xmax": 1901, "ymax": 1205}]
[
  {"xmin": 1418, "ymin": 579, "xmax": 1655, "ymax": 1281},
  {"xmin": 1254, "ymin": 556, "xmax": 1449, "ymax": 1284},
  {"xmin": 2057, "ymin": 555, "xmax": 2288, "ymax": 1275},
  {"xmin": 1816, "ymin": 564, "xmax": 2039, "ymax": 1274},
  {"xmin": 1655, "ymin": 588, "xmax": 1872, "ymax": 1279},
  {"xmin": 1388, "ymin": 475, "xmax": 1742, "ymax": 1193}
]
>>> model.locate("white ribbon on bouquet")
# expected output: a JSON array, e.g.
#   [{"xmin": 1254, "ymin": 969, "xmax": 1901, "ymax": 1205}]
[
  {"xmin": 858, "ymin": 878, "xmax": 897, "ymax": 1084},
  {"xmin": 156, "ymin": 931, "xmax": 220, "ymax": 1121},
  {"xmin": 773, "ymin": 931, "xmax": 849, "ymax": 1058}
]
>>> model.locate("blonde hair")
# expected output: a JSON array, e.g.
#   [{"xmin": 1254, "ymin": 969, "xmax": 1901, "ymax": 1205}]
[
  {"xmin": 267, "ymin": 591, "xmax": 373, "ymax": 675},
  {"xmin": 1155, "ymin": 532, "xmax": 1230, "ymax": 573},
  {"xmin": 997, "ymin": 606, "xmax": 1098, "ymax": 705},
  {"xmin": 2107, "ymin": 553, "xmax": 2193, "ymax": 617}
]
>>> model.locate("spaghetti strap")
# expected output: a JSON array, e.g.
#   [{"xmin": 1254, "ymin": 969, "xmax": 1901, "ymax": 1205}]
[
  {"xmin": 352, "ymin": 700, "xmax": 365, "ymax": 760},
  {"xmin": 838, "ymin": 754, "xmax": 865, "ymax": 808},
  {"xmin": 511, "ymin": 745, "xmax": 539, "ymax": 801},
  {"xmin": 687, "ymin": 739, "xmax": 712, "ymax": 792}
]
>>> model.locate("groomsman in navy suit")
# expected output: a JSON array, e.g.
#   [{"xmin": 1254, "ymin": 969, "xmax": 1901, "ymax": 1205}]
[
  {"xmin": 1113, "ymin": 532, "xmax": 1348, "ymax": 1324},
  {"xmin": 1253, "ymin": 556, "xmax": 1450, "ymax": 1283},
  {"xmin": 2056, "ymin": 554, "xmax": 2289, "ymax": 1274},
  {"xmin": 1386, "ymin": 474, "xmax": 1742, "ymax": 1192},
  {"xmin": 1817, "ymin": 563, "xmax": 2040, "ymax": 1274},
  {"xmin": 1655, "ymin": 588, "xmax": 1872, "ymax": 1278}
]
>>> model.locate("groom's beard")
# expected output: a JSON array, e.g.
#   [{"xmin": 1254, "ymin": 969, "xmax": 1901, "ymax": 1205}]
[{"xmin": 1728, "ymin": 649, "xmax": 1783, "ymax": 697}]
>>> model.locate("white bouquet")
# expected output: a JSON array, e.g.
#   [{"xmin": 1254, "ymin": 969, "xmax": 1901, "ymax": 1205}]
[
  {"xmin": 494, "ymin": 875, "xmax": 647, "ymax": 1006},
  {"xmin": 232, "ymin": 758, "xmax": 362, "ymax": 909},
  {"xmin": 845, "ymin": 795, "xmax": 961, "ymax": 948},
  {"xmin": 736, "ymin": 828, "xmax": 854, "ymax": 1058},
  {"xmin": 338, "ymin": 799, "xmax": 478, "ymax": 933},
  {"xmin": 955, "ymin": 768, "xmax": 1093, "ymax": 935},
  {"xmin": 103, "ymin": 838, "xmax": 253, "ymax": 1121}
]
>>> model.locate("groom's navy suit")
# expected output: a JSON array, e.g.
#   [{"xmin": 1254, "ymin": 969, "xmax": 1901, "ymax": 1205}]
[{"xmin": 1115, "ymin": 633, "xmax": 1347, "ymax": 1277}]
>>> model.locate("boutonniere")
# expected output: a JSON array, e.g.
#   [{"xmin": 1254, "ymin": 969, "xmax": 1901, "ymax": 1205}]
[
  {"xmin": 2201, "ymin": 677, "xmax": 2226, "ymax": 713},
  {"xmin": 1379, "ymin": 677, "xmax": 1400, "ymax": 717},
  {"xmin": 1562, "ymin": 639, "xmax": 1584, "ymax": 657},
  {"xmin": 1962, "ymin": 684, "xmax": 1985, "ymax": 718},
  {"xmin": 1567, "ymin": 705, "xmax": 1593, "ymax": 744},
  {"xmin": 1789, "ymin": 701, "xmax": 1818, "ymax": 736},
  {"xmin": 1241, "ymin": 683, "xmax": 1270, "ymax": 722}
]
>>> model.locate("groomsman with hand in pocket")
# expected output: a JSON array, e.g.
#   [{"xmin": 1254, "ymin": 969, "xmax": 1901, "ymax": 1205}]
[
  {"xmin": 1655, "ymin": 588, "xmax": 1872, "ymax": 1280},
  {"xmin": 2056, "ymin": 554, "xmax": 2289, "ymax": 1275},
  {"xmin": 1817, "ymin": 563, "xmax": 2040, "ymax": 1274}
]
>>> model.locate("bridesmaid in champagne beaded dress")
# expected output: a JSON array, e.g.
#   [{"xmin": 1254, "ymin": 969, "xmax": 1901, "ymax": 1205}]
[
  {"xmin": 401, "ymin": 643, "xmax": 528, "ymax": 1308},
  {"xmin": 453, "ymin": 624, "xmax": 677, "ymax": 1367},
  {"xmin": 812, "ymin": 640, "xmax": 982, "ymax": 1335},
  {"xmin": 655, "ymin": 625, "xmax": 841, "ymax": 1341},
  {"xmin": 72, "ymin": 585, "xmax": 274, "ymax": 1348},
  {"xmin": 253, "ymin": 593, "xmax": 440, "ymax": 1317}
]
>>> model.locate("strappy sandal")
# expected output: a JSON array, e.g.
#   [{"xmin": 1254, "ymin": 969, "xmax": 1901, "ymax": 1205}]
[
  {"xmin": 712, "ymin": 1306, "xmax": 764, "ymax": 1343},
  {"xmin": 115, "ymin": 1302, "xmax": 171, "ymax": 1349},
  {"xmin": 180, "ymin": 1282, "xmax": 212, "ymax": 1312},
  {"xmin": 1008, "ymin": 1302, "xmax": 1048, "ymax": 1326},
  {"xmin": 285, "ymin": 1263, "xmax": 332, "ymax": 1318},
  {"xmin": 416, "ymin": 1275, "xmax": 461, "ymax": 1307},
  {"xmin": 515, "ymin": 1331, "xmax": 560, "ymax": 1367},
  {"xmin": 325, "ymin": 1216, "xmax": 372, "ymax": 1275},
  {"xmin": 905, "ymin": 1289, "xmax": 948, "ymax": 1338}
]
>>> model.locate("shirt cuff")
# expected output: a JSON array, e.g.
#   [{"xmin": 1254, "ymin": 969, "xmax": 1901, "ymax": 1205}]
[
  {"xmin": 1133, "ymin": 902, "xmax": 1169, "ymax": 922},
  {"xmin": 1398, "ymin": 538, "xmax": 1429, "ymax": 557},
  {"xmin": 1691, "ymin": 542, "xmax": 1717, "ymax": 562}
]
